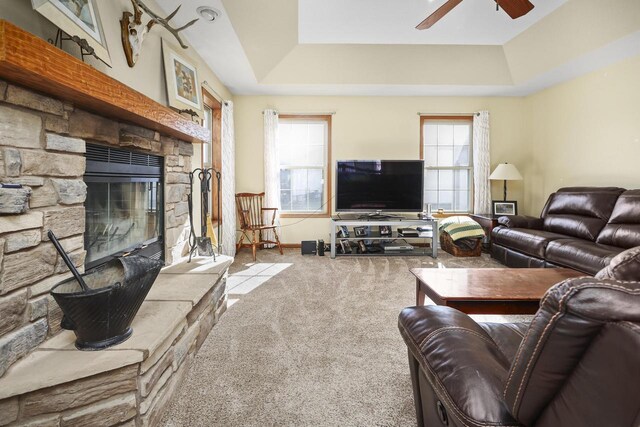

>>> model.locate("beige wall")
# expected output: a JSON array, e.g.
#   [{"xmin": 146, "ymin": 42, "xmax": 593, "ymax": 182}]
[
  {"xmin": 235, "ymin": 55, "xmax": 640, "ymax": 244},
  {"xmin": 524, "ymin": 55, "xmax": 640, "ymax": 213},
  {"xmin": 234, "ymin": 96, "xmax": 529, "ymax": 244},
  {"xmin": 0, "ymin": 0, "xmax": 231, "ymax": 105}
]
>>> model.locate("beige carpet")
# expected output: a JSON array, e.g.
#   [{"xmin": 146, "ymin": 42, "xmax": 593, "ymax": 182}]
[{"xmin": 161, "ymin": 249, "xmax": 511, "ymax": 427}]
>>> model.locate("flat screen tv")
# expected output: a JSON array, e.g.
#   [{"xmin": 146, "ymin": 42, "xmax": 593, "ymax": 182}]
[{"xmin": 336, "ymin": 160, "xmax": 424, "ymax": 212}]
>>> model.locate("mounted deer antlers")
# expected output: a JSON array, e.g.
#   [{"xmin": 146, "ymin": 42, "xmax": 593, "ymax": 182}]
[{"xmin": 121, "ymin": 0, "xmax": 198, "ymax": 67}]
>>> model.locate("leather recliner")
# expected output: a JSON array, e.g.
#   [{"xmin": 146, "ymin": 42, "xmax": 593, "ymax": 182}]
[
  {"xmin": 491, "ymin": 187, "xmax": 640, "ymax": 275},
  {"xmin": 398, "ymin": 253, "xmax": 640, "ymax": 426}
]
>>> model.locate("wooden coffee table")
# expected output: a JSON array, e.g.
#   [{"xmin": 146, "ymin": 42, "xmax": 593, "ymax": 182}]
[{"xmin": 411, "ymin": 268, "xmax": 585, "ymax": 314}]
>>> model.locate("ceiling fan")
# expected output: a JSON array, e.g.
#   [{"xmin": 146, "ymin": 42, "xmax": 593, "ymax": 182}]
[{"xmin": 416, "ymin": 0, "xmax": 535, "ymax": 30}]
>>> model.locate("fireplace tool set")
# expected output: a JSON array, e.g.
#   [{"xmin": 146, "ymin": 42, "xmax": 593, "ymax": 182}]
[
  {"xmin": 48, "ymin": 230, "xmax": 163, "ymax": 350},
  {"xmin": 188, "ymin": 167, "xmax": 222, "ymax": 262}
]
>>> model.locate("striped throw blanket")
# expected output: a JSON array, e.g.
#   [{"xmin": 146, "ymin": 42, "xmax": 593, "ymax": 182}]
[{"xmin": 438, "ymin": 216, "xmax": 485, "ymax": 241}]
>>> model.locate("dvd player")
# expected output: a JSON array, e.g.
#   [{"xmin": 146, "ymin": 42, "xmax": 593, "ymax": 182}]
[
  {"xmin": 380, "ymin": 242, "xmax": 414, "ymax": 251},
  {"xmin": 397, "ymin": 228, "xmax": 419, "ymax": 237}
]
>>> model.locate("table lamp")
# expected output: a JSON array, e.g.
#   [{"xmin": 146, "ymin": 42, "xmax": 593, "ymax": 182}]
[{"xmin": 489, "ymin": 163, "xmax": 523, "ymax": 201}]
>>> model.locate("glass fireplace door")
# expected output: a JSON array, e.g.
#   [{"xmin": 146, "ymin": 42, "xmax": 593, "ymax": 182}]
[{"xmin": 85, "ymin": 179, "xmax": 163, "ymax": 268}]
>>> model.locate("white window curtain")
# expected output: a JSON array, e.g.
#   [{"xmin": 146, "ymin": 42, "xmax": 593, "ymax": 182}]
[
  {"xmin": 263, "ymin": 109, "xmax": 280, "ymax": 247},
  {"xmin": 221, "ymin": 101, "xmax": 236, "ymax": 256},
  {"xmin": 473, "ymin": 111, "xmax": 492, "ymax": 214}
]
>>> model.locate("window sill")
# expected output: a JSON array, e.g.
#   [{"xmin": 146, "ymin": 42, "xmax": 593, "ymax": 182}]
[{"xmin": 280, "ymin": 212, "xmax": 330, "ymax": 219}]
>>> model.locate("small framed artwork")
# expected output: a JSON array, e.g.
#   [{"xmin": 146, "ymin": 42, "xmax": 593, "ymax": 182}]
[
  {"xmin": 353, "ymin": 226, "xmax": 367, "ymax": 237},
  {"xmin": 339, "ymin": 239, "xmax": 352, "ymax": 254},
  {"xmin": 337, "ymin": 226, "xmax": 350, "ymax": 238},
  {"xmin": 379, "ymin": 225, "xmax": 392, "ymax": 236},
  {"xmin": 162, "ymin": 39, "xmax": 202, "ymax": 113},
  {"xmin": 492, "ymin": 200, "xmax": 518, "ymax": 216},
  {"xmin": 31, "ymin": 0, "xmax": 111, "ymax": 66}
]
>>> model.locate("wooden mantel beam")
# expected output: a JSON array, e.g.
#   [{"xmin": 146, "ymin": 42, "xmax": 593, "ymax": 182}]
[{"xmin": 0, "ymin": 20, "xmax": 209, "ymax": 144}]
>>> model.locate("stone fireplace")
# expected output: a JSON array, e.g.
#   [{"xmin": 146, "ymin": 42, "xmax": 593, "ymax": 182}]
[
  {"xmin": 0, "ymin": 21, "xmax": 233, "ymax": 426},
  {"xmin": 0, "ymin": 76, "xmax": 234, "ymax": 427},
  {"xmin": 0, "ymin": 77, "xmax": 197, "ymax": 369}
]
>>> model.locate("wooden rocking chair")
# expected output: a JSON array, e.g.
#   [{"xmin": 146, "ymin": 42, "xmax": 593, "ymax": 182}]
[{"xmin": 235, "ymin": 192, "xmax": 284, "ymax": 260}]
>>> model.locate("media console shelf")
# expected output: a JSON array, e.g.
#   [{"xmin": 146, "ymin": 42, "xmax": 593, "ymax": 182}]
[{"xmin": 330, "ymin": 216, "xmax": 438, "ymax": 259}]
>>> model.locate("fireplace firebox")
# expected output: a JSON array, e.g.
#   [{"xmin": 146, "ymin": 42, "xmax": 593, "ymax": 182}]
[{"xmin": 84, "ymin": 143, "xmax": 164, "ymax": 269}]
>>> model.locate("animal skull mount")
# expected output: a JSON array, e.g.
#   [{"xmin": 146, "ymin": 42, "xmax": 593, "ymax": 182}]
[{"xmin": 120, "ymin": 0, "xmax": 198, "ymax": 67}]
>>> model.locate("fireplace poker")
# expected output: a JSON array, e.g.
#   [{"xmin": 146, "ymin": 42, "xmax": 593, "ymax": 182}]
[
  {"xmin": 187, "ymin": 191, "xmax": 197, "ymax": 262},
  {"xmin": 187, "ymin": 171, "xmax": 197, "ymax": 262},
  {"xmin": 199, "ymin": 169, "xmax": 210, "ymax": 238}
]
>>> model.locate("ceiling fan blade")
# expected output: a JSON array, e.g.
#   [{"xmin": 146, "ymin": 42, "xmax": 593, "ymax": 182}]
[
  {"xmin": 416, "ymin": 0, "xmax": 463, "ymax": 30},
  {"xmin": 495, "ymin": 0, "xmax": 535, "ymax": 19}
]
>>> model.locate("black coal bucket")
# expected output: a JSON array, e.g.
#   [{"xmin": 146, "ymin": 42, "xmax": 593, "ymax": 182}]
[{"xmin": 50, "ymin": 255, "xmax": 164, "ymax": 350}]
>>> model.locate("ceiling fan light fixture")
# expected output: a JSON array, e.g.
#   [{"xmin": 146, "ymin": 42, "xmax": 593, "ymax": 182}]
[
  {"xmin": 196, "ymin": 6, "xmax": 221, "ymax": 22},
  {"xmin": 416, "ymin": 0, "xmax": 534, "ymax": 30}
]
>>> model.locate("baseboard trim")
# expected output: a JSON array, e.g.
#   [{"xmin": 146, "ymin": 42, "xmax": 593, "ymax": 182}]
[
  {"xmin": 239, "ymin": 243, "xmax": 429, "ymax": 249},
  {"xmin": 238, "ymin": 243, "xmax": 301, "ymax": 249}
]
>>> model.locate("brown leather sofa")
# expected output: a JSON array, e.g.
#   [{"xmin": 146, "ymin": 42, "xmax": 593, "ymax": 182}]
[
  {"xmin": 398, "ymin": 249, "xmax": 640, "ymax": 426},
  {"xmin": 491, "ymin": 187, "xmax": 640, "ymax": 275}
]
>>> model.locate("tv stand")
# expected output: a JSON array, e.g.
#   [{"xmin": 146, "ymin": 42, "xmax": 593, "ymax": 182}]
[{"xmin": 330, "ymin": 217, "xmax": 438, "ymax": 259}]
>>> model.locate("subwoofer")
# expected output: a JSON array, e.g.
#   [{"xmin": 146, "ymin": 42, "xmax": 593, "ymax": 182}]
[{"xmin": 301, "ymin": 240, "xmax": 317, "ymax": 255}]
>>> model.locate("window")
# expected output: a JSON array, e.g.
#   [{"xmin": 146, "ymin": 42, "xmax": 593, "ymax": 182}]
[
  {"xmin": 202, "ymin": 105, "xmax": 212, "ymax": 167},
  {"xmin": 420, "ymin": 116, "xmax": 473, "ymax": 212},
  {"xmin": 202, "ymin": 89, "xmax": 222, "ymax": 221},
  {"xmin": 278, "ymin": 115, "xmax": 331, "ymax": 216}
]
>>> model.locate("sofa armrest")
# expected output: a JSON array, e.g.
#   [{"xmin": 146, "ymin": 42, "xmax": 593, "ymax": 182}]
[
  {"xmin": 398, "ymin": 306, "xmax": 518, "ymax": 425},
  {"xmin": 497, "ymin": 215, "xmax": 543, "ymax": 229}
]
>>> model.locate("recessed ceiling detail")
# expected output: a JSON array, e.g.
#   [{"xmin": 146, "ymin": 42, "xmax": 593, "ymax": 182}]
[
  {"xmin": 298, "ymin": 0, "xmax": 566, "ymax": 45},
  {"xmin": 155, "ymin": 0, "xmax": 640, "ymax": 96}
]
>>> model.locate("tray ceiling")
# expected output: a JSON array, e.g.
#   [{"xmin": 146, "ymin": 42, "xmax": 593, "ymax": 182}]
[
  {"xmin": 299, "ymin": 0, "xmax": 566, "ymax": 46},
  {"xmin": 155, "ymin": 0, "xmax": 640, "ymax": 96}
]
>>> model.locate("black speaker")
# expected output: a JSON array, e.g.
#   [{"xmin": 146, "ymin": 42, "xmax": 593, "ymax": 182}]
[
  {"xmin": 301, "ymin": 240, "xmax": 317, "ymax": 255},
  {"xmin": 317, "ymin": 240, "xmax": 325, "ymax": 256}
]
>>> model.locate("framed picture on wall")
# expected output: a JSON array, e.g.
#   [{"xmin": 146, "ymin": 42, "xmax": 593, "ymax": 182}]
[
  {"xmin": 31, "ymin": 0, "xmax": 111, "ymax": 66},
  {"xmin": 162, "ymin": 39, "xmax": 202, "ymax": 113},
  {"xmin": 492, "ymin": 200, "xmax": 518, "ymax": 216}
]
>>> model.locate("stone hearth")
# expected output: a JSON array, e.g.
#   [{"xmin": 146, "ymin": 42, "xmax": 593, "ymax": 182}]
[{"xmin": 0, "ymin": 256, "xmax": 232, "ymax": 427}]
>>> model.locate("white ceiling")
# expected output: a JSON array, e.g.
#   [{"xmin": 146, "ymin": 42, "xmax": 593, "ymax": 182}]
[
  {"xmin": 299, "ymin": 0, "xmax": 567, "ymax": 46},
  {"xmin": 154, "ymin": 0, "xmax": 256, "ymax": 95},
  {"xmin": 154, "ymin": 0, "xmax": 640, "ymax": 97}
]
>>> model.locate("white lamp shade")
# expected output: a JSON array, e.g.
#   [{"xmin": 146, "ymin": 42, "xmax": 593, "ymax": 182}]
[{"xmin": 489, "ymin": 163, "xmax": 523, "ymax": 181}]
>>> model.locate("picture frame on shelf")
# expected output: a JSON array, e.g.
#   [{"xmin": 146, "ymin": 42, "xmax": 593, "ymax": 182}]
[
  {"xmin": 337, "ymin": 226, "xmax": 350, "ymax": 238},
  {"xmin": 31, "ymin": 0, "xmax": 111, "ymax": 66},
  {"xmin": 492, "ymin": 200, "xmax": 518, "ymax": 216},
  {"xmin": 162, "ymin": 39, "xmax": 202, "ymax": 113},
  {"xmin": 379, "ymin": 225, "xmax": 392, "ymax": 236},
  {"xmin": 339, "ymin": 239, "xmax": 352, "ymax": 254},
  {"xmin": 353, "ymin": 226, "xmax": 367, "ymax": 237}
]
